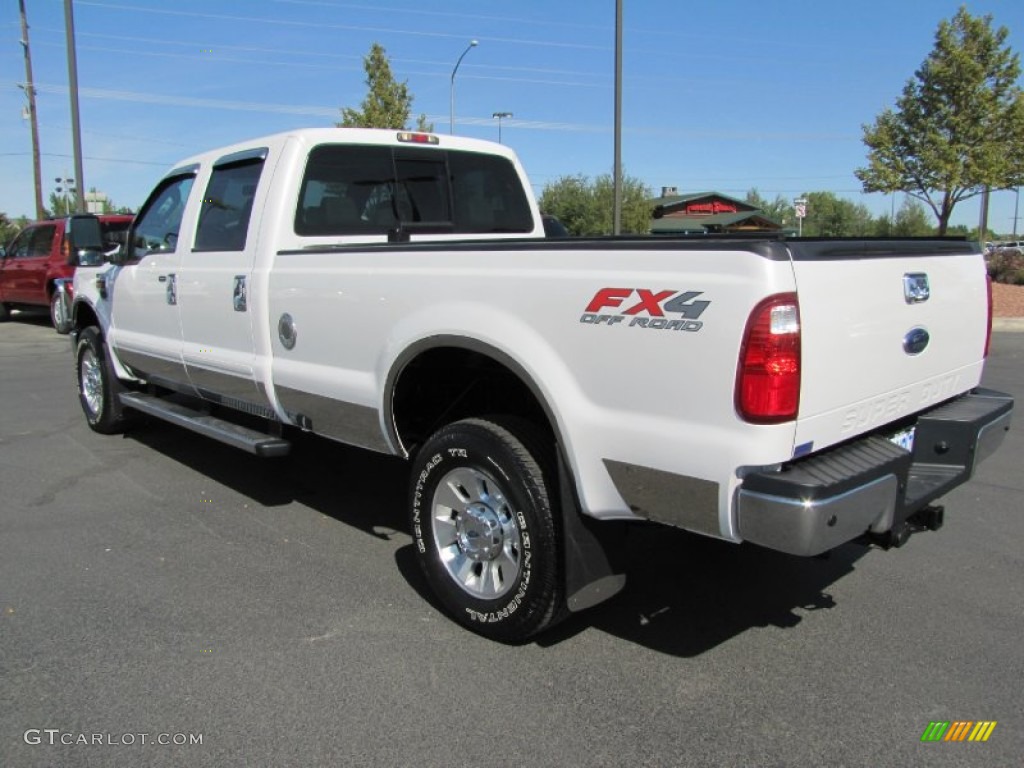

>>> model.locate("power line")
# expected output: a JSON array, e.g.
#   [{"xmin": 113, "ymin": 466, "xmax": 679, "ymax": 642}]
[{"xmin": 75, "ymin": 1, "xmax": 609, "ymax": 51}]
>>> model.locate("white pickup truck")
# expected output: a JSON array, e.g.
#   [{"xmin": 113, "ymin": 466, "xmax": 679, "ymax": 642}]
[{"xmin": 70, "ymin": 127, "xmax": 1013, "ymax": 642}]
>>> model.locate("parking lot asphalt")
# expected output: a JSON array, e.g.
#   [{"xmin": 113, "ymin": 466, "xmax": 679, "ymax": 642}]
[{"xmin": 2, "ymin": 311, "xmax": 1022, "ymax": 767}]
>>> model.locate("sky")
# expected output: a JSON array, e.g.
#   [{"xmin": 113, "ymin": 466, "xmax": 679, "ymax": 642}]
[{"xmin": 3, "ymin": 0, "xmax": 1024, "ymax": 235}]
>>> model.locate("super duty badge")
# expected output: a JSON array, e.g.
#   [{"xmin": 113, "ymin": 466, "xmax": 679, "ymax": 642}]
[{"xmin": 580, "ymin": 287, "xmax": 710, "ymax": 332}]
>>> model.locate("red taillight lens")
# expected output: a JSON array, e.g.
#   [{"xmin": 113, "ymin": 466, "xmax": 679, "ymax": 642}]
[
  {"xmin": 736, "ymin": 292, "xmax": 801, "ymax": 423},
  {"xmin": 984, "ymin": 273, "xmax": 993, "ymax": 358}
]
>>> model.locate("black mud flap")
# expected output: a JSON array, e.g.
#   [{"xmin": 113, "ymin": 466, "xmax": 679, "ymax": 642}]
[{"xmin": 557, "ymin": 446, "xmax": 628, "ymax": 612}]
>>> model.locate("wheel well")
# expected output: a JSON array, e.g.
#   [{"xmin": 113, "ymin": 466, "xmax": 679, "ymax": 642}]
[
  {"xmin": 391, "ymin": 346, "xmax": 554, "ymax": 453},
  {"xmin": 73, "ymin": 301, "xmax": 99, "ymax": 334}
]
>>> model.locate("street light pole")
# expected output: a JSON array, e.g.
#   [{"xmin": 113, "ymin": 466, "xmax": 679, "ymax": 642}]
[
  {"xmin": 492, "ymin": 111, "xmax": 512, "ymax": 144},
  {"xmin": 55, "ymin": 174, "xmax": 75, "ymax": 215},
  {"xmin": 449, "ymin": 40, "xmax": 478, "ymax": 135}
]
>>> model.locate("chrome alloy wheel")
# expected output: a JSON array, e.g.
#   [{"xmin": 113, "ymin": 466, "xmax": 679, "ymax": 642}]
[
  {"xmin": 51, "ymin": 292, "xmax": 70, "ymax": 332},
  {"xmin": 79, "ymin": 346, "xmax": 104, "ymax": 419},
  {"xmin": 430, "ymin": 466, "xmax": 522, "ymax": 599}
]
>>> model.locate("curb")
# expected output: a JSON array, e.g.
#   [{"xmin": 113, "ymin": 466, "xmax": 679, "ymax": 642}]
[{"xmin": 993, "ymin": 317, "xmax": 1024, "ymax": 332}]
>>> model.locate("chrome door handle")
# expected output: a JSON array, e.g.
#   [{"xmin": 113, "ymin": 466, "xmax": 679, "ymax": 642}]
[
  {"xmin": 165, "ymin": 273, "xmax": 177, "ymax": 305},
  {"xmin": 233, "ymin": 275, "xmax": 247, "ymax": 312}
]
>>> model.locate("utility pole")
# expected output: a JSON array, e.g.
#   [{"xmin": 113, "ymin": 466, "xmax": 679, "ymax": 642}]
[
  {"xmin": 64, "ymin": 0, "xmax": 86, "ymax": 213},
  {"xmin": 19, "ymin": 0, "xmax": 45, "ymax": 220},
  {"xmin": 978, "ymin": 186, "xmax": 990, "ymax": 243},
  {"xmin": 1013, "ymin": 187, "xmax": 1020, "ymax": 238},
  {"xmin": 612, "ymin": 0, "xmax": 623, "ymax": 235}
]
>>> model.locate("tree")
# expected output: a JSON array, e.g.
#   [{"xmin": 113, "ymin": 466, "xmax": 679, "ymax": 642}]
[
  {"xmin": 892, "ymin": 198, "xmax": 934, "ymax": 236},
  {"xmin": 800, "ymin": 191, "xmax": 875, "ymax": 237},
  {"xmin": 338, "ymin": 42, "xmax": 432, "ymax": 131},
  {"xmin": 744, "ymin": 188, "xmax": 793, "ymax": 226},
  {"xmin": 47, "ymin": 191, "xmax": 73, "ymax": 218},
  {"xmin": 539, "ymin": 173, "xmax": 652, "ymax": 235},
  {"xmin": 1, "ymin": 212, "xmax": 22, "ymax": 246},
  {"xmin": 856, "ymin": 7, "xmax": 1024, "ymax": 234},
  {"xmin": 45, "ymin": 190, "xmax": 133, "ymax": 218}
]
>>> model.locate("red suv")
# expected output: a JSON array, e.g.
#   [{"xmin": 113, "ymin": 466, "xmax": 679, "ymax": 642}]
[{"xmin": 0, "ymin": 214, "xmax": 132, "ymax": 333}]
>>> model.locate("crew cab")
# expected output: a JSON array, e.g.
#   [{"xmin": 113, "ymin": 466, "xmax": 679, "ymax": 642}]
[
  {"xmin": 69, "ymin": 127, "xmax": 1013, "ymax": 642},
  {"xmin": 0, "ymin": 213, "xmax": 132, "ymax": 333}
]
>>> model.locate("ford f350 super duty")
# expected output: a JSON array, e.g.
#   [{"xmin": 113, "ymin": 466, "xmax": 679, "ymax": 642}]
[{"xmin": 70, "ymin": 127, "xmax": 1013, "ymax": 642}]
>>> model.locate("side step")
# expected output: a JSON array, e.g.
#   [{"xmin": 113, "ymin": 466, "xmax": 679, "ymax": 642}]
[{"xmin": 119, "ymin": 392, "xmax": 291, "ymax": 457}]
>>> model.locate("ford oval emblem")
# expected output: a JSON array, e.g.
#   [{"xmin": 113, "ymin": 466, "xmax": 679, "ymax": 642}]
[{"xmin": 903, "ymin": 327, "xmax": 930, "ymax": 355}]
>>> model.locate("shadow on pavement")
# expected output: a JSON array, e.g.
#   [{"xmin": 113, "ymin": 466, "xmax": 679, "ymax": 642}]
[
  {"xmin": 125, "ymin": 417, "xmax": 875, "ymax": 656},
  {"xmin": 541, "ymin": 525, "xmax": 872, "ymax": 656}
]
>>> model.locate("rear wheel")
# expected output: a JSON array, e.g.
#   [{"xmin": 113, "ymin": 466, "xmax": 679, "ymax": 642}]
[
  {"xmin": 50, "ymin": 291, "xmax": 71, "ymax": 334},
  {"xmin": 76, "ymin": 326, "xmax": 127, "ymax": 434},
  {"xmin": 0, "ymin": 302, "xmax": 9, "ymax": 322},
  {"xmin": 410, "ymin": 417, "xmax": 564, "ymax": 642}
]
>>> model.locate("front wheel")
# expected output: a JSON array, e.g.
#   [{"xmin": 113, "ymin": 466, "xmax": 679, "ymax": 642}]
[
  {"xmin": 50, "ymin": 291, "xmax": 71, "ymax": 334},
  {"xmin": 76, "ymin": 326, "xmax": 126, "ymax": 434},
  {"xmin": 410, "ymin": 418, "xmax": 564, "ymax": 642}
]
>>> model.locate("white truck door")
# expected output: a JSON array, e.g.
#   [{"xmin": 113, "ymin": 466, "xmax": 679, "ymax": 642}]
[
  {"xmin": 177, "ymin": 148, "xmax": 273, "ymax": 407},
  {"xmin": 109, "ymin": 169, "xmax": 198, "ymax": 388}
]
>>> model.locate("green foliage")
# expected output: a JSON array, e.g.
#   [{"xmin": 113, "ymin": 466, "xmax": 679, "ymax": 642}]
[
  {"xmin": 47, "ymin": 191, "xmax": 73, "ymax": 218},
  {"xmin": 799, "ymin": 192, "xmax": 876, "ymax": 237},
  {"xmin": 856, "ymin": 7, "xmax": 1024, "ymax": 234},
  {"xmin": 338, "ymin": 42, "xmax": 432, "ymax": 131},
  {"xmin": 986, "ymin": 248, "xmax": 1024, "ymax": 284},
  {"xmin": 0, "ymin": 212, "xmax": 22, "ymax": 246},
  {"xmin": 892, "ymin": 198, "xmax": 935, "ymax": 236},
  {"xmin": 744, "ymin": 188, "xmax": 792, "ymax": 226},
  {"xmin": 45, "ymin": 191, "xmax": 132, "ymax": 218},
  {"xmin": 539, "ymin": 173, "xmax": 652, "ymax": 235}
]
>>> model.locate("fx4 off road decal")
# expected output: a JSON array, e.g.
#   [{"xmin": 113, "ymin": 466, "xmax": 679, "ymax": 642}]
[{"xmin": 580, "ymin": 288, "xmax": 710, "ymax": 332}]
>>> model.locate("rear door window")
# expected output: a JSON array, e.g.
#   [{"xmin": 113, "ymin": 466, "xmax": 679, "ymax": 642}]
[
  {"xmin": 194, "ymin": 150, "xmax": 266, "ymax": 252},
  {"xmin": 17, "ymin": 225, "xmax": 58, "ymax": 259}
]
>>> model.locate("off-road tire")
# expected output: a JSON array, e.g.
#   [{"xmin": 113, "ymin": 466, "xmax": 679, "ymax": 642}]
[
  {"xmin": 410, "ymin": 417, "xmax": 564, "ymax": 643},
  {"xmin": 51, "ymin": 291, "xmax": 71, "ymax": 334},
  {"xmin": 76, "ymin": 326, "xmax": 127, "ymax": 434}
]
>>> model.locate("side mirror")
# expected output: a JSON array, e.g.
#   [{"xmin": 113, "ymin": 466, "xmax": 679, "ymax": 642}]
[
  {"xmin": 76, "ymin": 249, "xmax": 105, "ymax": 267},
  {"xmin": 67, "ymin": 214, "xmax": 106, "ymax": 266}
]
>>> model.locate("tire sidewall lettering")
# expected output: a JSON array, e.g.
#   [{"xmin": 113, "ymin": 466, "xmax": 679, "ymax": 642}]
[{"xmin": 411, "ymin": 433, "xmax": 534, "ymax": 626}]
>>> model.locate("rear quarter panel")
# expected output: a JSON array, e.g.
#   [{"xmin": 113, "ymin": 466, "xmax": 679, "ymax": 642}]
[{"xmin": 265, "ymin": 241, "xmax": 797, "ymax": 538}]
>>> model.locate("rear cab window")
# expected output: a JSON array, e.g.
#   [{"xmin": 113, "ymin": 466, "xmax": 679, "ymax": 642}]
[{"xmin": 294, "ymin": 144, "xmax": 534, "ymax": 238}]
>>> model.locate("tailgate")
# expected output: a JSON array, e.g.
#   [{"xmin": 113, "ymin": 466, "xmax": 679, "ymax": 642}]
[{"xmin": 789, "ymin": 239, "xmax": 989, "ymax": 453}]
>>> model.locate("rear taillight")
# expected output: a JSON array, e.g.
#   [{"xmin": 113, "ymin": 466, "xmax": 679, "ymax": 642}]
[
  {"xmin": 984, "ymin": 274, "xmax": 993, "ymax": 358},
  {"xmin": 736, "ymin": 292, "xmax": 801, "ymax": 423}
]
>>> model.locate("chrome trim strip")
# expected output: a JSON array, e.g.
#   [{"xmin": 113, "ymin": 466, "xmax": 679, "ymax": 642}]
[
  {"xmin": 275, "ymin": 385, "xmax": 391, "ymax": 454},
  {"xmin": 115, "ymin": 347, "xmax": 191, "ymax": 387},
  {"xmin": 184, "ymin": 362, "xmax": 261, "ymax": 403},
  {"xmin": 602, "ymin": 459, "xmax": 719, "ymax": 536}
]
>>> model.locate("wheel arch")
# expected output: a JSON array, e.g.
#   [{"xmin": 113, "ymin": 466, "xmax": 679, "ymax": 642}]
[
  {"xmin": 71, "ymin": 296, "xmax": 101, "ymax": 336},
  {"xmin": 385, "ymin": 335, "xmax": 561, "ymax": 459},
  {"xmin": 388, "ymin": 335, "xmax": 629, "ymax": 617}
]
